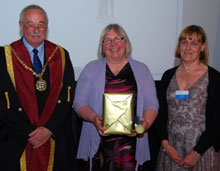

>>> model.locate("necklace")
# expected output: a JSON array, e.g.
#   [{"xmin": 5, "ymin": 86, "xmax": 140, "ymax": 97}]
[
  {"xmin": 181, "ymin": 65, "xmax": 190, "ymax": 72},
  {"xmin": 10, "ymin": 45, "xmax": 58, "ymax": 91},
  {"xmin": 181, "ymin": 62, "xmax": 202, "ymax": 73}
]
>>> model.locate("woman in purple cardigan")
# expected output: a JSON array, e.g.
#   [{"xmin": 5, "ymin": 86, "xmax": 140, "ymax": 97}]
[{"xmin": 74, "ymin": 24, "xmax": 159, "ymax": 170}]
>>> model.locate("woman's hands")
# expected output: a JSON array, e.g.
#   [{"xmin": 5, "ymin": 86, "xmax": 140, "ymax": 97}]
[
  {"xmin": 92, "ymin": 115, "xmax": 109, "ymax": 136},
  {"xmin": 128, "ymin": 117, "xmax": 148, "ymax": 137},
  {"xmin": 77, "ymin": 106, "xmax": 109, "ymax": 136},
  {"xmin": 162, "ymin": 143, "xmax": 183, "ymax": 165},
  {"xmin": 130, "ymin": 109, "xmax": 157, "ymax": 136},
  {"xmin": 139, "ymin": 117, "xmax": 150, "ymax": 131},
  {"xmin": 179, "ymin": 150, "xmax": 200, "ymax": 168},
  {"xmin": 161, "ymin": 140, "xmax": 200, "ymax": 168}
]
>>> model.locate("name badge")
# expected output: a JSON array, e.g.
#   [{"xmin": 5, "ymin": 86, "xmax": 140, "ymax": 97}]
[{"xmin": 175, "ymin": 90, "xmax": 189, "ymax": 99}]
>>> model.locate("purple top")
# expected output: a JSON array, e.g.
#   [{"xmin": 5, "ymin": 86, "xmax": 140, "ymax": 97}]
[{"xmin": 74, "ymin": 57, "xmax": 159, "ymax": 165}]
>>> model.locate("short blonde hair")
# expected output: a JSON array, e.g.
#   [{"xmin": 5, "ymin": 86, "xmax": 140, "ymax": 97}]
[
  {"xmin": 175, "ymin": 25, "xmax": 208, "ymax": 64},
  {"xmin": 98, "ymin": 24, "xmax": 132, "ymax": 59}
]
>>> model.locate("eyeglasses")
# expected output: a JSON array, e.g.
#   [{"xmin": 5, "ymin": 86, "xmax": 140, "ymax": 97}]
[
  {"xmin": 103, "ymin": 37, "xmax": 124, "ymax": 45},
  {"xmin": 24, "ymin": 23, "xmax": 47, "ymax": 30}
]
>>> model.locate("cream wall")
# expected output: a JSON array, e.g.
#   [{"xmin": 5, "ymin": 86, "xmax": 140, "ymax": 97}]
[
  {"xmin": 181, "ymin": 0, "xmax": 220, "ymax": 69},
  {"xmin": 0, "ymin": 0, "xmax": 182, "ymax": 80},
  {"xmin": 0, "ymin": 0, "xmax": 220, "ymax": 79},
  {"xmin": 213, "ymin": 6, "xmax": 220, "ymax": 71}
]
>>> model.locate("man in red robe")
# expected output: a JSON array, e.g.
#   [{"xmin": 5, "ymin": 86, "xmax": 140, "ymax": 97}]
[{"xmin": 0, "ymin": 4, "xmax": 77, "ymax": 170}]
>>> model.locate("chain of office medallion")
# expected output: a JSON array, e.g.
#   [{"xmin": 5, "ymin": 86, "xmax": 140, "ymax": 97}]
[{"xmin": 9, "ymin": 46, "xmax": 58, "ymax": 78}]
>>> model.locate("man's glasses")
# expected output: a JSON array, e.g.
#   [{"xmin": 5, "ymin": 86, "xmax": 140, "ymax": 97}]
[{"xmin": 24, "ymin": 23, "xmax": 47, "ymax": 30}]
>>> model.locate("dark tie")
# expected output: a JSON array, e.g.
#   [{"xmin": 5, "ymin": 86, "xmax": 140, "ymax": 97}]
[{"xmin": 33, "ymin": 48, "xmax": 42, "ymax": 74}]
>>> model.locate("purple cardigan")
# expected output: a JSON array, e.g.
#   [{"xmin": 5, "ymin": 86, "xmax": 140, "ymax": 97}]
[{"xmin": 74, "ymin": 57, "xmax": 159, "ymax": 165}]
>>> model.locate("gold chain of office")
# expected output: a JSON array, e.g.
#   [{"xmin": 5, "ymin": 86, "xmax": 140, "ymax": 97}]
[{"xmin": 9, "ymin": 45, "xmax": 59, "ymax": 91}]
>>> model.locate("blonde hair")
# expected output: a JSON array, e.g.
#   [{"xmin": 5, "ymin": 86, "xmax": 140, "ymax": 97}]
[
  {"xmin": 98, "ymin": 24, "xmax": 132, "ymax": 59},
  {"xmin": 175, "ymin": 25, "xmax": 208, "ymax": 64}
]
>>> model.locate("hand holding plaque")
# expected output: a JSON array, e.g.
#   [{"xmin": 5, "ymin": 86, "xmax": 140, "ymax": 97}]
[{"xmin": 134, "ymin": 116, "xmax": 145, "ymax": 134}]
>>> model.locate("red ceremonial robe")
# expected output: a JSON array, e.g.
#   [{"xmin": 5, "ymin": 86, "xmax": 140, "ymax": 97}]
[{"xmin": 10, "ymin": 39, "xmax": 64, "ymax": 171}]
